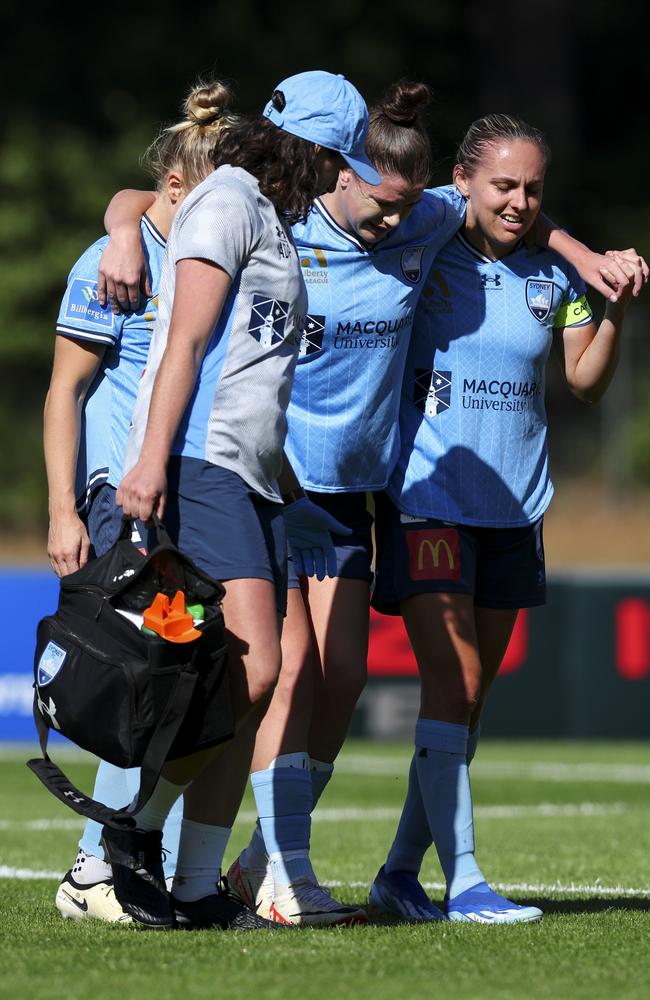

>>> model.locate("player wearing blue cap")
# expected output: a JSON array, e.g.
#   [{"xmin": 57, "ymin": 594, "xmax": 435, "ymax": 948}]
[
  {"xmin": 44, "ymin": 79, "xmax": 241, "ymax": 923},
  {"xmin": 367, "ymin": 114, "xmax": 647, "ymax": 924},
  {"xmin": 263, "ymin": 70, "xmax": 380, "ymax": 185},
  {"xmin": 230, "ymin": 82, "xmax": 463, "ymax": 925}
]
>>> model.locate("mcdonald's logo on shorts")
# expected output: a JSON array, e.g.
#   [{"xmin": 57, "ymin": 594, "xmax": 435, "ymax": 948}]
[{"xmin": 405, "ymin": 528, "xmax": 461, "ymax": 581}]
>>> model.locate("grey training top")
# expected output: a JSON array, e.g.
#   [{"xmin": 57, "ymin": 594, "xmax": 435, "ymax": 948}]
[{"xmin": 124, "ymin": 165, "xmax": 307, "ymax": 501}]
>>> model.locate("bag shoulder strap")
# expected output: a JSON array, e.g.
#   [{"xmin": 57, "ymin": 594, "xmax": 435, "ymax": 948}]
[{"xmin": 26, "ymin": 661, "xmax": 199, "ymax": 830}]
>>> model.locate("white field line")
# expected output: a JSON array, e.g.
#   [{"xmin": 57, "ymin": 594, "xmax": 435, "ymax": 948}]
[
  {"xmin": 2, "ymin": 865, "xmax": 649, "ymax": 898},
  {"xmin": 5, "ymin": 747, "xmax": 650, "ymax": 783},
  {"xmin": 475, "ymin": 762, "xmax": 650, "ymax": 784},
  {"xmin": 337, "ymin": 756, "xmax": 650, "ymax": 784},
  {"xmin": 327, "ymin": 879, "xmax": 650, "ymax": 898},
  {"xmin": 0, "ymin": 866, "xmax": 64, "ymax": 880},
  {"xmin": 0, "ymin": 818, "xmax": 83, "ymax": 831},
  {"xmin": 0, "ymin": 802, "xmax": 626, "ymax": 834}
]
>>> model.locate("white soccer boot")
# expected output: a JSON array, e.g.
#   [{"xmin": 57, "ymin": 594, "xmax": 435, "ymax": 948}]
[
  {"xmin": 269, "ymin": 878, "xmax": 367, "ymax": 927},
  {"xmin": 226, "ymin": 853, "xmax": 275, "ymax": 920},
  {"xmin": 55, "ymin": 870, "xmax": 132, "ymax": 923}
]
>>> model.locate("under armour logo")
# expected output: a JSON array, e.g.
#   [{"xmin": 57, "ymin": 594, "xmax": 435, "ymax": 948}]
[
  {"xmin": 481, "ymin": 274, "xmax": 501, "ymax": 287},
  {"xmin": 37, "ymin": 693, "xmax": 61, "ymax": 730},
  {"xmin": 63, "ymin": 790, "xmax": 85, "ymax": 805}
]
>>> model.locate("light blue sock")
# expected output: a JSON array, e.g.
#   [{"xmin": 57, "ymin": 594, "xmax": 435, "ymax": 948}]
[
  {"xmin": 161, "ymin": 804, "xmax": 183, "ymax": 880},
  {"xmin": 132, "ymin": 775, "xmax": 187, "ymax": 832},
  {"xmin": 385, "ymin": 752, "xmax": 432, "ymax": 875},
  {"xmin": 79, "ymin": 764, "xmax": 183, "ymax": 876},
  {"xmin": 79, "ymin": 761, "xmax": 138, "ymax": 859},
  {"xmin": 241, "ymin": 753, "xmax": 311, "ymax": 872},
  {"xmin": 384, "ymin": 723, "xmax": 483, "ymax": 879},
  {"xmin": 414, "ymin": 719, "xmax": 484, "ymax": 899},
  {"xmin": 251, "ymin": 757, "xmax": 316, "ymax": 888},
  {"xmin": 467, "ymin": 724, "xmax": 481, "ymax": 767},
  {"xmin": 309, "ymin": 758, "xmax": 334, "ymax": 810}
]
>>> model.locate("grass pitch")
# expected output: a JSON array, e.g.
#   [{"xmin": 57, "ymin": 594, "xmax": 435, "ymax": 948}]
[{"xmin": 1, "ymin": 739, "xmax": 649, "ymax": 1000}]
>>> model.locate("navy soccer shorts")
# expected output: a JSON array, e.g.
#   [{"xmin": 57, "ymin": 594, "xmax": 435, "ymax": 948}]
[{"xmin": 371, "ymin": 491, "xmax": 546, "ymax": 614}]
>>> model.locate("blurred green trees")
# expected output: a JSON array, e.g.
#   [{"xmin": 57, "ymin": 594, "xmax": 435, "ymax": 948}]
[{"xmin": 1, "ymin": 0, "xmax": 648, "ymax": 538}]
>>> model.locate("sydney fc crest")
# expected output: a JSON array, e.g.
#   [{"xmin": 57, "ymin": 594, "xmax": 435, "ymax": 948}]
[
  {"xmin": 37, "ymin": 640, "xmax": 67, "ymax": 687},
  {"xmin": 525, "ymin": 279, "xmax": 553, "ymax": 322},
  {"xmin": 401, "ymin": 246, "xmax": 425, "ymax": 283}
]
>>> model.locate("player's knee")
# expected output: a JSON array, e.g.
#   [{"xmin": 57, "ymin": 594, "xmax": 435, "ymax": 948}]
[
  {"xmin": 272, "ymin": 662, "xmax": 312, "ymax": 714},
  {"xmin": 421, "ymin": 681, "xmax": 480, "ymax": 725},
  {"xmin": 444, "ymin": 680, "xmax": 480, "ymax": 718},
  {"xmin": 276, "ymin": 651, "xmax": 309, "ymax": 694},
  {"xmin": 248, "ymin": 657, "xmax": 282, "ymax": 706}
]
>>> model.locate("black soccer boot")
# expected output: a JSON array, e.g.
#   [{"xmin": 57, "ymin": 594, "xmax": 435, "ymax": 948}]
[
  {"xmin": 101, "ymin": 825, "xmax": 174, "ymax": 929},
  {"xmin": 172, "ymin": 875, "xmax": 285, "ymax": 930}
]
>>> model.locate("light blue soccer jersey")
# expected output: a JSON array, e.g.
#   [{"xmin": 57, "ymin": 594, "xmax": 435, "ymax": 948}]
[
  {"xmin": 124, "ymin": 166, "xmax": 307, "ymax": 502},
  {"xmin": 284, "ymin": 185, "xmax": 465, "ymax": 492},
  {"xmin": 388, "ymin": 233, "xmax": 593, "ymax": 526},
  {"xmin": 55, "ymin": 215, "xmax": 166, "ymax": 511}
]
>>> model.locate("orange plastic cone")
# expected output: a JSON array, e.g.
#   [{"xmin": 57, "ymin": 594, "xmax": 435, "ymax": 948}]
[{"xmin": 143, "ymin": 590, "xmax": 201, "ymax": 643}]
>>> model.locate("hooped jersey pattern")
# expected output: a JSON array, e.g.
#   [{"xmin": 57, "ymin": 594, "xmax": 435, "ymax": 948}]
[
  {"xmin": 55, "ymin": 215, "xmax": 166, "ymax": 511},
  {"xmin": 284, "ymin": 186, "xmax": 465, "ymax": 492},
  {"xmin": 388, "ymin": 233, "xmax": 593, "ymax": 527}
]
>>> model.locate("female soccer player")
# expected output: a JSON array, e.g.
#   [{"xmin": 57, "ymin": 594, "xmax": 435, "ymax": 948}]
[
  {"xmin": 98, "ymin": 85, "xmax": 637, "ymax": 927},
  {"xmin": 109, "ymin": 69, "xmax": 379, "ymax": 930},
  {"xmin": 45, "ymin": 77, "xmax": 240, "ymax": 923},
  {"xmin": 367, "ymin": 114, "xmax": 647, "ymax": 924}
]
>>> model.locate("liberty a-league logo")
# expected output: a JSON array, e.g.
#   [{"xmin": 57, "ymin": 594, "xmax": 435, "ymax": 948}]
[
  {"xmin": 248, "ymin": 295, "xmax": 290, "ymax": 347},
  {"xmin": 299, "ymin": 314, "xmax": 325, "ymax": 357},
  {"xmin": 525, "ymin": 279, "xmax": 553, "ymax": 322},
  {"xmin": 401, "ymin": 246, "xmax": 425, "ymax": 283},
  {"xmin": 414, "ymin": 368, "xmax": 452, "ymax": 416}
]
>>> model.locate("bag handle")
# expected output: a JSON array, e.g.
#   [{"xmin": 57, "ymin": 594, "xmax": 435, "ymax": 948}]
[
  {"xmin": 26, "ymin": 658, "xmax": 200, "ymax": 830},
  {"xmin": 149, "ymin": 512, "xmax": 174, "ymax": 549},
  {"xmin": 115, "ymin": 513, "xmax": 174, "ymax": 550}
]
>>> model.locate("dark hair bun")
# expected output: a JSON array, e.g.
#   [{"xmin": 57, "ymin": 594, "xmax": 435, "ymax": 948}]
[{"xmin": 378, "ymin": 80, "xmax": 431, "ymax": 126}]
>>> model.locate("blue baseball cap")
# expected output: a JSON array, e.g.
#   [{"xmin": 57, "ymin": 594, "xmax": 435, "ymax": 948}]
[{"xmin": 263, "ymin": 71, "xmax": 381, "ymax": 185}]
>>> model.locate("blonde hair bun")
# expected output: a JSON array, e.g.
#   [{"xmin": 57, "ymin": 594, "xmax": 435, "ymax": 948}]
[
  {"xmin": 142, "ymin": 78, "xmax": 240, "ymax": 192},
  {"xmin": 184, "ymin": 80, "xmax": 235, "ymax": 127}
]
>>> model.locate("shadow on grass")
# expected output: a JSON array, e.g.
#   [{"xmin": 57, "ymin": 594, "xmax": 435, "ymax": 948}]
[
  {"xmin": 364, "ymin": 895, "xmax": 650, "ymax": 926},
  {"xmin": 524, "ymin": 896, "xmax": 650, "ymax": 915}
]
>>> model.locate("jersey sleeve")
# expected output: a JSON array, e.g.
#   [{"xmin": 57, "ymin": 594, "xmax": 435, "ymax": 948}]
[
  {"xmin": 409, "ymin": 184, "xmax": 466, "ymax": 250},
  {"xmin": 56, "ymin": 238, "xmax": 122, "ymax": 345},
  {"xmin": 427, "ymin": 184, "xmax": 466, "ymax": 227},
  {"xmin": 174, "ymin": 181, "xmax": 262, "ymax": 279},
  {"xmin": 553, "ymin": 263, "xmax": 593, "ymax": 329}
]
